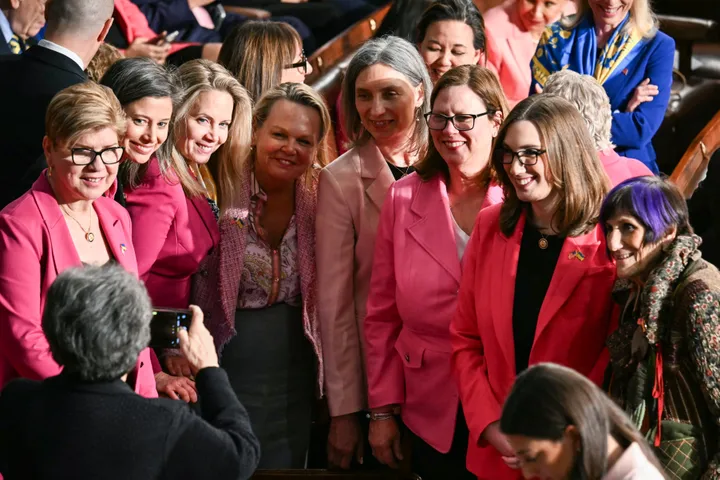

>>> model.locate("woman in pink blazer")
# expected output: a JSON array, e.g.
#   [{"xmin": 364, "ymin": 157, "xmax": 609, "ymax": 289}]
[
  {"xmin": 364, "ymin": 65, "xmax": 508, "ymax": 479},
  {"xmin": 316, "ymin": 36, "xmax": 431, "ymax": 470},
  {"xmin": 483, "ymin": 0, "xmax": 569, "ymax": 108},
  {"xmin": 451, "ymin": 94, "xmax": 618, "ymax": 479},
  {"xmin": 0, "ymin": 82, "xmax": 156, "ymax": 398},
  {"xmin": 124, "ymin": 61, "xmax": 252, "ymax": 393}
]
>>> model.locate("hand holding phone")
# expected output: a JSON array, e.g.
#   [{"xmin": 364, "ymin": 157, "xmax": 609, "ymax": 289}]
[
  {"xmin": 150, "ymin": 307, "xmax": 191, "ymax": 348},
  {"xmin": 177, "ymin": 305, "xmax": 219, "ymax": 371},
  {"xmin": 147, "ymin": 30, "xmax": 180, "ymax": 45}
]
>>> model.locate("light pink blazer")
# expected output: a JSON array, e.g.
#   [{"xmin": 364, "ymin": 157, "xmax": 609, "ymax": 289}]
[
  {"xmin": 598, "ymin": 148, "xmax": 653, "ymax": 186},
  {"xmin": 316, "ymin": 141, "xmax": 395, "ymax": 417},
  {"xmin": 604, "ymin": 443, "xmax": 665, "ymax": 480},
  {"xmin": 364, "ymin": 172, "xmax": 503, "ymax": 453},
  {"xmin": 124, "ymin": 157, "xmax": 220, "ymax": 309},
  {"xmin": 484, "ymin": 0, "xmax": 539, "ymax": 109},
  {"xmin": 0, "ymin": 174, "xmax": 157, "ymax": 398}
]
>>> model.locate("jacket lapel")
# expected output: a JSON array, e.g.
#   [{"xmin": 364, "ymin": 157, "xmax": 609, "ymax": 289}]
[
  {"xmin": 406, "ymin": 176, "xmax": 461, "ymax": 284},
  {"xmin": 31, "ymin": 174, "xmax": 81, "ymax": 275},
  {"xmin": 534, "ymin": 226, "xmax": 603, "ymax": 342},
  {"xmin": 360, "ymin": 142, "xmax": 395, "ymax": 212},
  {"xmin": 491, "ymin": 213, "xmax": 525, "ymax": 373},
  {"xmin": 95, "ymin": 202, "xmax": 134, "ymax": 272},
  {"xmin": 190, "ymin": 195, "xmax": 220, "ymax": 249}
]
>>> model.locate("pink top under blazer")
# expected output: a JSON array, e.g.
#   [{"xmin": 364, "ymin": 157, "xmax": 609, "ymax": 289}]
[
  {"xmin": 364, "ymin": 172, "xmax": 503, "ymax": 453},
  {"xmin": 598, "ymin": 148, "xmax": 654, "ymax": 186},
  {"xmin": 451, "ymin": 204, "xmax": 618, "ymax": 478},
  {"xmin": 484, "ymin": 0, "xmax": 539, "ymax": 109},
  {"xmin": 0, "ymin": 174, "xmax": 157, "ymax": 398},
  {"xmin": 124, "ymin": 157, "xmax": 220, "ymax": 309}
]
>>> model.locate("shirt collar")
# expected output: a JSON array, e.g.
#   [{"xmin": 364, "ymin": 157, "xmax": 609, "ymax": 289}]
[
  {"xmin": 38, "ymin": 38, "xmax": 84, "ymax": 70},
  {"xmin": 0, "ymin": 9, "xmax": 13, "ymax": 44}
]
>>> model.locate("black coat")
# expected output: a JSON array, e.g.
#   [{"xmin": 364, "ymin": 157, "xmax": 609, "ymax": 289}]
[
  {"xmin": 0, "ymin": 45, "xmax": 86, "ymax": 209},
  {"xmin": 0, "ymin": 367, "xmax": 261, "ymax": 480}
]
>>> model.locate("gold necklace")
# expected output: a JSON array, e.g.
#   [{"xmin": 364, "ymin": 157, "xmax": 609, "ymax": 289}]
[
  {"xmin": 538, "ymin": 232, "xmax": 549, "ymax": 249},
  {"xmin": 61, "ymin": 205, "xmax": 95, "ymax": 242}
]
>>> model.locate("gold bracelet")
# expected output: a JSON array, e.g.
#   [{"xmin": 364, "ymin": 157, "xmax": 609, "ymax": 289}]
[{"xmin": 367, "ymin": 411, "xmax": 394, "ymax": 421}]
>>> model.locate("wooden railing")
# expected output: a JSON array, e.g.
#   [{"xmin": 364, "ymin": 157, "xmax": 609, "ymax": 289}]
[{"xmin": 669, "ymin": 108, "xmax": 720, "ymax": 197}]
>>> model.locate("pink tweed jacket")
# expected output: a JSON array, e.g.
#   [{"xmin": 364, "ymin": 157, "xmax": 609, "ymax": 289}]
[{"xmin": 192, "ymin": 160, "xmax": 324, "ymax": 393}]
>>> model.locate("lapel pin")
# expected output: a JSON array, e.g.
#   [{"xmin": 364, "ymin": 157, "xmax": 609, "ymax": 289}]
[
  {"xmin": 622, "ymin": 68, "xmax": 629, "ymax": 75},
  {"xmin": 569, "ymin": 250, "xmax": 585, "ymax": 262},
  {"xmin": 120, "ymin": 243, "xmax": 127, "ymax": 255},
  {"xmin": 234, "ymin": 217, "xmax": 245, "ymax": 229}
]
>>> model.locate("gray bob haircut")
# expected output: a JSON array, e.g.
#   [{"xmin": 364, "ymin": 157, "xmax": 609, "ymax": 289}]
[
  {"xmin": 342, "ymin": 35, "xmax": 432, "ymax": 154},
  {"xmin": 46, "ymin": 0, "xmax": 115, "ymax": 38},
  {"xmin": 42, "ymin": 265, "xmax": 153, "ymax": 382},
  {"xmin": 543, "ymin": 70, "xmax": 614, "ymax": 151}
]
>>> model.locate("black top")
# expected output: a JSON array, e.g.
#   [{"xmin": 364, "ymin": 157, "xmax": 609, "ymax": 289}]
[
  {"xmin": 386, "ymin": 161, "xmax": 414, "ymax": 181},
  {"xmin": 0, "ymin": 367, "xmax": 260, "ymax": 480},
  {"xmin": 512, "ymin": 222, "xmax": 564, "ymax": 374},
  {"xmin": 0, "ymin": 45, "xmax": 86, "ymax": 209}
]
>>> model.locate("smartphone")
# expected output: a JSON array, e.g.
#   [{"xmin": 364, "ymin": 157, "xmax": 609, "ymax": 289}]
[
  {"xmin": 147, "ymin": 30, "xmax": 180, "ymax": 45},
  {"xmin": 150, "ymin": 308, "xmax": 191, "ymax": 348},
  {"xmin": 208, "ymin": 3, "xmax": 227, "ymax": 32}
]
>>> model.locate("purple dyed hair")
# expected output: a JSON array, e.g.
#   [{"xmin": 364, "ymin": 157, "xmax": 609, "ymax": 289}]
[{"xmin": 600, "ymin": 176, "xmax": 692, "ymax": 244}]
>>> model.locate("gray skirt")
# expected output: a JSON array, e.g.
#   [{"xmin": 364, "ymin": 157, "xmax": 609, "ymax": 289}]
[{"xmin": 221, "ymin": 303, "xmax": 315, "ymax": 469}]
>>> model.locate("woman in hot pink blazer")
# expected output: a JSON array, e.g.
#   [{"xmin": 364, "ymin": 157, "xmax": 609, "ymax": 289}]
[
  {"xmin": 364, "ymin": 66, "xmax": 507, "ymax": 480},
  {"xmin": 0, "ymin": 82, "xmax": 156, "ymax": 398},
  {"xmin": 451, "ymin": 95, "xmax": 617, "ymax": 479},
  {"xmin": 483, "ymin": 0, "xmax": 570, "ymax": 108}
]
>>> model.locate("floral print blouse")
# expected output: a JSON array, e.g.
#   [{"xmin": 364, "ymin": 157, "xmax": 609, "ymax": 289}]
[{"xmin": 237, "ymin": 173, "xmax": 301, "ymax": 309}]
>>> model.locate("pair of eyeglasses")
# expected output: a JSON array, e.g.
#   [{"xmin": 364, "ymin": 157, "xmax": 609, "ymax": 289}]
[
  {"xmin": 496, "ymin": 147, "xmax": 547, "ymax": 166},
  {"xmin": 285, "ymin": 50, "xmax": 308, "ymax": 75},
  {"xmin": 70, "ymin": 146, "xmax": 125, "ymax": 166},
  {"xmin": 424, "ymin": 111, "xmax": 493, "ymax": 131}
]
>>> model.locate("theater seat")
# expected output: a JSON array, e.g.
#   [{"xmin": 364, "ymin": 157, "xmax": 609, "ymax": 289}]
[
  {"xmin": 252, "ymin": 470, "xmax": 421, "ymax": 479},
  {"xmin": 653, "ymin": 15, "xmax": 720, "ymax": 174}
]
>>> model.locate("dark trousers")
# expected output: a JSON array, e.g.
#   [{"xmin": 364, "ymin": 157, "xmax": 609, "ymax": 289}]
[{"xmin": 409, "ymin": 408, "xmax": 475, "ymax": 480}]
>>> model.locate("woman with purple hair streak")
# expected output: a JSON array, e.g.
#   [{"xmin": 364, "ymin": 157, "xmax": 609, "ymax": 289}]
[{"xmin": 601, "ymin": 176, "xmax": 720, "ymax": 479}]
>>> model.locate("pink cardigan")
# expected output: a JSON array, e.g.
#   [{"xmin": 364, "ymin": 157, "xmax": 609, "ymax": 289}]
[
  {"xmin": 364, "ymin": 173, "xmax": 503, "ymax": 453},
  {"xmin": 0, "ymin": 174, "xmax": 157, "ymax": 398}
]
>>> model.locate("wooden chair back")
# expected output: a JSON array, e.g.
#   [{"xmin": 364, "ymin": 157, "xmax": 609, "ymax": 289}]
[
  {"xmin": 669, "ymin": 108, "xmax": 720, "ymax": 198},
  {"xmin": 252, "ymin": 470, "xmax": 420, "ymax": 480}
]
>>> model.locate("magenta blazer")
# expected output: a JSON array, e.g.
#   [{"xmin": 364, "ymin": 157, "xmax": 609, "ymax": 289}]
[
  {"xmin": 598, "ymin": 148, "xmax": 653, "ymax": 186},
  {"xmin": 124, "ymin": 157, "xmax": 220, "ymax": 309},
  {"xmin": 364, "ymin": 173, "xmax": 503, "ymax": 453},
  {"xmin": 0, "ymin": 174, "xmax": 157, "ymax": 397}
]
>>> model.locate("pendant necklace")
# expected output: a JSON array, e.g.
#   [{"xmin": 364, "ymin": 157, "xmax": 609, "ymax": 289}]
[
  {"xmin": 538, "ymin": 232, "xmax": 549, "ymax": 250},
  {"xmin": 61, "ymin": 205, "xmax": 95, "ymax": 242}
]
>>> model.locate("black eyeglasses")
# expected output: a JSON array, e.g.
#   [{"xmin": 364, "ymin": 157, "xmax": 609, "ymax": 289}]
[
  {"xmin": 497, "ymin": 147, "xmax": 547, "ymax": 166},
  {"xmin": 424, "ymin": 111, "xmax": 493, "ymax": 131},
  {"xmin": 285, "ymin": 51, "xmax": 308, "ymax": 75},
  {"xmin": 70, "ymin": 146, "xmax": 125, "ymax": 166}
]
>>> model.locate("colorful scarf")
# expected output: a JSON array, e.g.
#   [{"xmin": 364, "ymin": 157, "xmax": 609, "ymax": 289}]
[{"xmin": 531, "ymin": 13, "xmax": 644, "ymax": 87}]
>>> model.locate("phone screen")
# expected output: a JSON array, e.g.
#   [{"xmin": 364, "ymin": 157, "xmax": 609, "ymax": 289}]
[{"xmin": 150, "ymin": 309, "xmax": 191, "ymax": 348}]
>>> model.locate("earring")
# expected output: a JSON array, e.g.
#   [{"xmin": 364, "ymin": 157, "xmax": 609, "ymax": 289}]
[{"xmin": 47, "ymin": 166, "xmax": 53, "ymax": 177}]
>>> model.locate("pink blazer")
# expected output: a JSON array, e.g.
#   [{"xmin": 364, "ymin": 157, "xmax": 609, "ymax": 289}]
[
  {"xmin": 451, "ymin": 204, "xmax": 618, "ymax": 478},
  {"xmin": 124, "ymin": 157, "xmax": 220, "ymax": 309},
  {"xmin": 598, "ymin": 148, "xmax": 653, "ymax": 186},
  {"xmin": 484, "ymin": 0, "xmax": 539, "ymax": 109},
  {"xmin": 192, "ymin": 160, "xmax": 324, "ymax": 393},
  {"xmin": 0, "ymin": 174, "xmax": 157, "ymax": 398},
  {"xmin": 113, "ymin": 0, "xmax": 197, "ymax": 56},
  {"xmin": 364, "ymin": 173, "xmax": 503, "ymax": 453}
]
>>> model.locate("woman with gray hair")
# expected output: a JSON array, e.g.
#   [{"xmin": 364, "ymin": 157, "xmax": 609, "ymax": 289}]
[
  {"xmin": 0, "ymin": 265, "xmax": 261, "ymax": 479},
  {"xmin": 543, "ymin": 69, "xmax": 653, "ymax": 186},
  {"xmin": 315, "ymin": 35, "xmax": 431, "ymax": 470}
]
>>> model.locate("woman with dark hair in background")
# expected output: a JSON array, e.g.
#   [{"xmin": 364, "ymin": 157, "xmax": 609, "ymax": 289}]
[
  {"xmin": 602, "ymin": 176, "xmax": 720, "ymax": 479},
  {"xmin": 500, "ymin": 363, "xmax": 665, "ymax": 479}
]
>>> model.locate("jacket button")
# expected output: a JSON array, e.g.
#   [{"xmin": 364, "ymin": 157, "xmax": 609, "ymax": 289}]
[
  {"xmin": 404, "ymin": 354, "xmax": 410, "ymax": 362},
  {"xmin": 200, "ymin": 269, "xmax": 208, "ymax": 277}
]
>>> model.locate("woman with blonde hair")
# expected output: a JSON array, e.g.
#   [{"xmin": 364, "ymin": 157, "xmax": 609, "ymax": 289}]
[
  {"xmin": 364, "ymin": 65, "xmax": 507, "ymax": 479},
  {"xmin": 0, "ymin": 82, "xmax": 156, "ymax": 398},
  {"xmin": 531, "ymin": 0, "xmax": 674, "ymax": 174},
  {"xmin": 123, "ymin": 59, "xmax": 252, "ymax": 391},
  {"xmin": 218, "ymin": 21, "xmax": 312, "ymax": 102},
  {"xmin": 194, "ymin": 82, "xmax": 332, "ymax": 468},
  {"xmin": 451, "ymin": 94, "xmax": 617, "ymax": 479}
]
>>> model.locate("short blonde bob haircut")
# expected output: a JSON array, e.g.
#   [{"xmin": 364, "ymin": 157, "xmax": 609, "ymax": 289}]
[
  {"xmin": 248, "ymin": 82, "xmax": 332, "ymax": 191},
  {"xmin": 415, "ymin": 65, "xmax": 508, "ymax": 185},
  {"xmin": 564, "ymin": 0, "xmax": 658, "ymax": 38},
  {"xmin": 218, "ymin": 21, "xmax": 302, "ymax": 102},
  {"xmin": 46, "ymin": 82, "xmax": 126, "ymax": 148},
  {"xmin": 162, "ymin": 59, "xmax": 253, "ymax": 208},
  {"xmin": 492, "ymin": 94, "xmax": 610, "ymax": 238},
  {"xmin": 543, "ymin": 70, "xmax": 614, "ymax": 151}
]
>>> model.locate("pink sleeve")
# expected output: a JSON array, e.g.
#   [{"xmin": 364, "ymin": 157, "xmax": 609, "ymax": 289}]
[
  {"xmin": 0, "ymin": 216, "xmax": 61, "ymax": 382},
  {"xmin": 363, "ymin": 185, "xmax": 405, "ymax": 409},
  {"xmin": 450, "ymin": 216, "xmax": 501, "ymax": 446},
  {"xmin": 124, "ymin": 173, "xmax": 179, "ymax": 281},
  {"xmin": 117, "ymin": 0, "xmax": 198, "ymax": 55}
]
